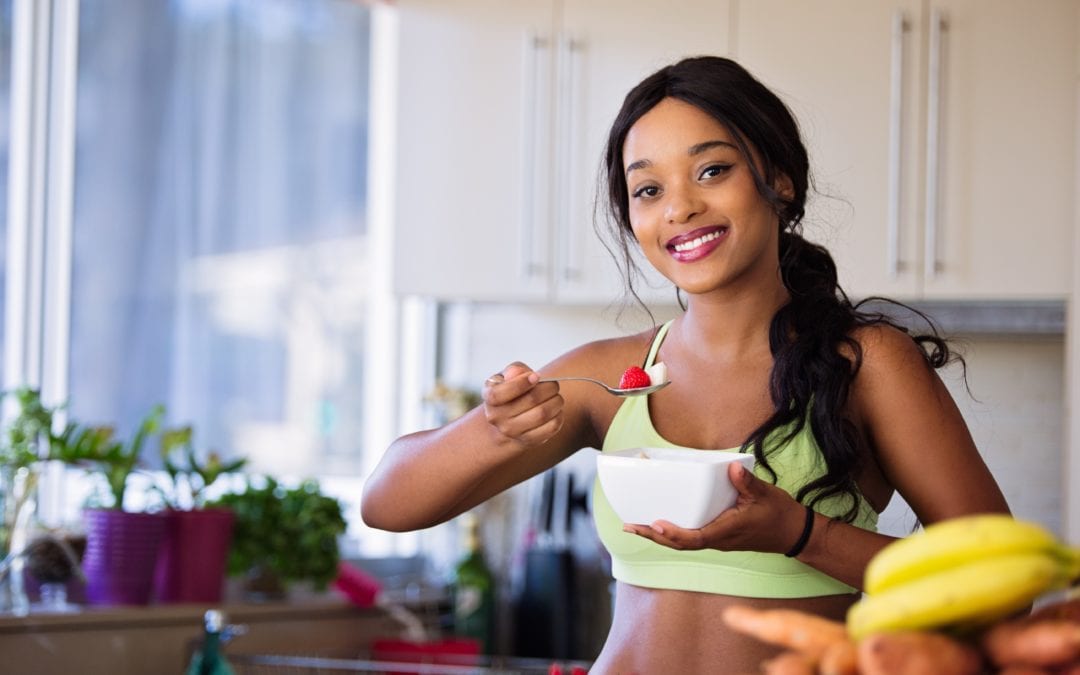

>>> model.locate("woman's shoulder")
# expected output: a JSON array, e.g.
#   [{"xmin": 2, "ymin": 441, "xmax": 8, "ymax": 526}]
[
  {"xmin": 848, "ymin": 323, "xmax": 932, "ymax": 373},
  {"xmin": 544, "ymin": 326, "xmax": 661, "ymax": 381}
]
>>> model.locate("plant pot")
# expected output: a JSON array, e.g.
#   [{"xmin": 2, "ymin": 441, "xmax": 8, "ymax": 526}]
[
  {"xmin": 153, "ymin": 508, "xmax": 235, "ymax": 604},
  {"xmin": 81, "ymin": 509, "xmax": 165, "ymax": 606}
]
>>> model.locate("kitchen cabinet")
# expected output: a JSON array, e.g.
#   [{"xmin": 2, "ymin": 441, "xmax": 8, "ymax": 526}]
[
  {"xmin": 735, "ymin": 0, "xmax": 1076, "ymax": 300},
  {"xmin": 391, "ymin": 0, "xmax": 732, "ymax": 304}
]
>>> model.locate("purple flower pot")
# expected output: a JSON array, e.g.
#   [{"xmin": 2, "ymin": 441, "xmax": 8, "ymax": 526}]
[
  {"xmin": 81, "ymin": 509, "xmax": 166, "ymax": 606},
  {"xmin": 153, "ymin": 508, "xmax": 235, "ymax": 604}
]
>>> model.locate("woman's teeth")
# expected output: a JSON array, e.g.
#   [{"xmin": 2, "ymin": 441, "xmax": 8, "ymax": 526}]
[{"xmin": 672, "ymin": 230, "xmax": 723, "ymax": 252}]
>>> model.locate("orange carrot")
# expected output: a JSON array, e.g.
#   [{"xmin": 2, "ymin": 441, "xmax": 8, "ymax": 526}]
[
  {"xmin": 1031, "ymin": 597, "xmax": 1080, "ymax": 623},
  {"xmin": 982, "ymin": 620, "xmax": 1080, "ymax": 667},
  {"xmin": 760, "ymin": 651, "xmax": 816, "ymax": 675},
  {"xmin": 721, "ymin": 605, "xmax": 848, "ymax": 659},
  {"xmin": 818, "ymin": 639, "xmax": 858, "ymax": 675},
  {"xmin": 856, "ymin": 631, "xmax": 984, "ymax": 675}
]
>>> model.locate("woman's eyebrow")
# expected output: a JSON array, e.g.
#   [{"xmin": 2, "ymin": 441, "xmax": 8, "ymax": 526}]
[
  {"xmin": 689, "ymin": 139, "xmax": 737, "ymax": 156},
  {"xmin": 625, "ymin": 140, "xmax": 738, "ymax": 176}
]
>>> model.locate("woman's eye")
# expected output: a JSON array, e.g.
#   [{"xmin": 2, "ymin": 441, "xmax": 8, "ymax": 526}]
[
  {"xmin": 699, "ymin": 164, "xmax": 732, "ymax": 180},
  {"xmin": 631, "ymin": 185, "xmax": 660, "ymax": 199}
]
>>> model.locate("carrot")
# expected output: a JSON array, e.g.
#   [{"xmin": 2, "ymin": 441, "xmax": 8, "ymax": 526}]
[
  {"xmin": 818, "ymin": 639, "xmax": 858, "ymax": 675},
  {"xmin": 721, "ymin": 605, "xmax": 848, "ymax": 659},
  {"xmin": 760, "ymin": 651, "xmax": 816, "ymax": 675},
  {"xmin": 982, "ymin": 620, "xmax": 1080, "ymax": 667},
  {"xmin": 1031, "ymin": 597, "xmax": 1080, "ymax": 623},
  {"xmin": 856, "ymin": 631, "xmax": 984, "ymax": 675}
]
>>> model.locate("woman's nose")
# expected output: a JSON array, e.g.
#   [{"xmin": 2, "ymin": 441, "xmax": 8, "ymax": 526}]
[{"xmin": 664, "ymin": 184, "xmax": 704, "ymax": 224}]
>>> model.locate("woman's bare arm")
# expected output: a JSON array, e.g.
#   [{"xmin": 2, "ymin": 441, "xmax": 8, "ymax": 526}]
[
  {"xmin": 359, "ymin": 336, "xmax": 639, "ymax": 532},
  {"xmin": 794, "ymin": 325, "xmax": 1009, "ymax": 587}
]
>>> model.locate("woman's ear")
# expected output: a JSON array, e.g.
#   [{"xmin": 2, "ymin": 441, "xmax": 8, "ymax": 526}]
[{"xmin": 774, "ymin": 173, "xmax": 795, "ymax": 201}]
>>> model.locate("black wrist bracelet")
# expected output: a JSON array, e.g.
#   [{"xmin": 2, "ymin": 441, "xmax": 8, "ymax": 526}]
[{"xmin": 784, "ymin": 505, "xmax": 815, "ymax": 558}]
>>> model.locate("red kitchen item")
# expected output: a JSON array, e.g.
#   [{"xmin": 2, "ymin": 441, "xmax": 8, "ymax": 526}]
[
  {"xmin": 370, "ymin": 638, "xmax": 482, "ymax": 671},
  {"xmin": 332, "ymin": 560, "xmax": 382, "ymax": 608}
]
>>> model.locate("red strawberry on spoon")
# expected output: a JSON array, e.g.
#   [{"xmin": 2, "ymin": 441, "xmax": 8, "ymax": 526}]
[{"xmin": 618, "ymin": 366, "xmax": 652, "ymax": 390}]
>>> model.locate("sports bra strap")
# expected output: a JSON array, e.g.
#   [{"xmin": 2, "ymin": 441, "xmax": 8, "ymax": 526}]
[{"xmin": 645, "ymin": 320, "xmax": 674, "ymax": 367}]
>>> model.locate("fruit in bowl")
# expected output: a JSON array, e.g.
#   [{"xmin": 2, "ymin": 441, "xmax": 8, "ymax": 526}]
[{"xmin": 597, "ymin": 447, "xmax": 754, "ymax": 528}]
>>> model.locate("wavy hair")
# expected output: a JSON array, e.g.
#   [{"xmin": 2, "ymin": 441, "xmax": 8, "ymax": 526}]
[{"xmin": 600, "ymin": 56, "xmax": 955, "ymax": 521}]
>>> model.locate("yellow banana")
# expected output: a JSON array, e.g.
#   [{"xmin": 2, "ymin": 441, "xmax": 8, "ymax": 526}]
[
  {"xmin": 848, "ymin": 550, "xmax": 1067, "ymax": 639},
  {"xmin": 864, "ymin": 514, "xmax": 1061, "ymax": 594}
]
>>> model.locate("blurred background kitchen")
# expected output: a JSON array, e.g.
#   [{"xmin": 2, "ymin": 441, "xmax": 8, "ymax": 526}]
[{"xmin": 0, "ymin": 0, "xmax": 1077, "ymax": 669}]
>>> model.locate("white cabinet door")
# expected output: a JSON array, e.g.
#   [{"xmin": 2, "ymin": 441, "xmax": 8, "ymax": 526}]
[
  {"xmin": 922, "ymin": 0, "xmax": 1075, "ymax": 299},
  {"xmin": 555, "ymin": 0, "xmax": 733, "ymax": 305},
  {"xmin": 392, "ymin": 0, "xmax": 556, "ymax": 302},
  {"xmin": 736, "ymin": 1, "xmax": 925, "ymax": 300},
  {"xmin": 737, "ymin": 0, "xmax": 1075, "ymax": 301},
  {"xmin": 392, "ymin": 0, "xmax": 733, "ymax": 306}
]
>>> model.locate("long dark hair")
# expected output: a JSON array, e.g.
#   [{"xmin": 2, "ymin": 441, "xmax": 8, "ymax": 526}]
[{"xmin": 601, "ymin": 56, "xmax": 955, "ymax": 521}]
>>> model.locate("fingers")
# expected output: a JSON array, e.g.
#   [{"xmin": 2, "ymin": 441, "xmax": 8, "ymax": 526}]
[
  {"xmin": 622, "ymin": 521, "xmax": 705, "ymax": 551},
  {"xmin": 482, "ymin": 362, "xmax": 564, "ymax": 445}
]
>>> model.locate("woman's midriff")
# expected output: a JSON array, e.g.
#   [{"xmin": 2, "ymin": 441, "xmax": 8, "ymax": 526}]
[{"xmin": 590, "ymin": 582, "xmax": 858, "ymax": 675}]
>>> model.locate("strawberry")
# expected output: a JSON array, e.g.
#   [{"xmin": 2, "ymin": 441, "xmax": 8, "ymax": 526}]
[{"xmin": 618, "ymin": 366, "xmax": 651, "ymax": 390}]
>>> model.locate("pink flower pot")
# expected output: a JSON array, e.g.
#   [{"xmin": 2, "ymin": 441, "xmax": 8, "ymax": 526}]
[
  {"xmin": 82, "ymin": 509, "xmax": 166, "ymax": 606},
  {"xmin": 153, "ymin": 508, "xmax": 235, "ymax": 604}
]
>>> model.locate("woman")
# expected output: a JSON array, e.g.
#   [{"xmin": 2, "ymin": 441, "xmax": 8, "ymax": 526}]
[{"xmin": 361, "ymin": 56, "xmax": 1008, "ymax": 673}]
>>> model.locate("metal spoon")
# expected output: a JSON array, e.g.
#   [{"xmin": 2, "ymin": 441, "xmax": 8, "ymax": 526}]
[{"xmin": 538, "ymin": 376, "xmax": 671, "ymax": 397}]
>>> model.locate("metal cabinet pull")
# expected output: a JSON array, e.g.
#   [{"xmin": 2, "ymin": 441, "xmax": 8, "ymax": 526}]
[
  {"xmin": 924, "ymin": 8, "xmax": 945, "ymax": 281},
  {"xmin": 886, "ymin": 10, "xmax": 907, "ymax": 278},
  {"xmin": 520, "ymin": 32, "xmax": 550, "ymax": 280},
  {"xmin": 555, "ymin": 33, "xmax": 582, "ymax": 283}
]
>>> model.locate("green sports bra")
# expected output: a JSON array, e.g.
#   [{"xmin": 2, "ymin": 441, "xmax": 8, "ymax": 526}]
[{"xmin": 592, "ymin": 320, "xmax": 878, "ymax": 598}]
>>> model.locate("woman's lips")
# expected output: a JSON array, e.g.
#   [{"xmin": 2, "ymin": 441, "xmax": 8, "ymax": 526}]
[{"xmin": 666, "ymin": 226, "xmax": 728, "ymax": 262}]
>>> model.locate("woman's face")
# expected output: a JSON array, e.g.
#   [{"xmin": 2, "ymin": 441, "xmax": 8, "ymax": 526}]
[{"xmin": 622, "ymin": 97, "xmax": 786, "ymax": 297}]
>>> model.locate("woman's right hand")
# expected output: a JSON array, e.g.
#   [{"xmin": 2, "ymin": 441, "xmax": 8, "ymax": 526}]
[{"xmin": 482, "ymin": 362, "xmax": 564, "ymax": 447}]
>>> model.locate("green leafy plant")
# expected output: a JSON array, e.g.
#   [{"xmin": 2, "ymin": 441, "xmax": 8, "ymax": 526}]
[
  {"xmin": 154, "ymin": 425, "xmax": 247, "ymax": 509},
  {"xmin": 56, "ymin": 404, "xmax": 166, "ymax": 510},
  {"xmin": 0, "ymin": 388, "xmax": 55, "ymax": 469},
  {"xmin": 210, "ymin": 476, "xmax": 347, "ymax": 591}
]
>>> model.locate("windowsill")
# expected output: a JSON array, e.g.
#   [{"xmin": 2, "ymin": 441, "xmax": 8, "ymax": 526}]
[
  {"xmin": 0, "ymin": 594, "xmax": 376, "ymax": 634},
  {"xmin": 0, "ymin": 594, "xmax": 408, "ymax": 675}
]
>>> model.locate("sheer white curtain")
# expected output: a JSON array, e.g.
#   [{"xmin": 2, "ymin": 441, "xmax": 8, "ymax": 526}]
[{"xmin": 66, "ymin": 0, "xmax": 372, "ymax": 493}]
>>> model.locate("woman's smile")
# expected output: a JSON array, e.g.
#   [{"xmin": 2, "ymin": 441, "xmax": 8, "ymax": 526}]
[{"xmin": 667, "ymin": 225, "xmax": 729, "ymax": 262}]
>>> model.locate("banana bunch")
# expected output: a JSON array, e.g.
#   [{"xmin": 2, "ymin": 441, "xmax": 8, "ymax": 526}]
[{"xmin": 847, "ymin": 514, "xmax": 1080, "ymax": 639}]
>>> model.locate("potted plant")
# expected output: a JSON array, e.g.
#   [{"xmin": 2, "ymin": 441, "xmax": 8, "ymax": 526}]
[
  {"xmin": 210, "ymin": 476, "xmax": 346, "ymax": 601},
  {"xmin": 58, "ymin": 404, "xmax": 169, "ymax": 606},
  {"xmin": 151, "ymin": 425, "xmax": 246, "ymax": 603}
]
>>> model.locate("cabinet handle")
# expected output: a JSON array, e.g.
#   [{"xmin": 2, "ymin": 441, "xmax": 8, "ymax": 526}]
[
  {"xmin": 520, "ymin": 32, "xmax": 549, "ymax": 280},
  {"xmin": 924, "ymin": 8, "xmax": 945, "ymax": 281},
  {"xmin": 555, "ymin": 34, "xmax": 582, "ymax": 283},
  {"xmin": 886, "ymin": 10, "xmax": 907, "ymax": 278}
]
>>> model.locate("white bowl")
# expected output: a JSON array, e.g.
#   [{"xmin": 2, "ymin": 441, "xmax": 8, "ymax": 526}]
[{"xmin": 597, "ymin": 448, "xmax": 755, "ymax": 528}]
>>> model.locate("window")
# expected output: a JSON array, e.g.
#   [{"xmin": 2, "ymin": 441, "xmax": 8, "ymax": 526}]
[
  {"xmin": 0, "ymin": 0, "xmax": 10, "ymax": 388},
  {"xmin": 4, "ymin": 0, "xmax": 397, "ymax": 538}
]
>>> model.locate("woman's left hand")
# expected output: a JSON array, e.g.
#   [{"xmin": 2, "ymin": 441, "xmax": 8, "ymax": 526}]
[{"xmin": 622, "ymin": 462, "xmax": 810, "ymax": 554}]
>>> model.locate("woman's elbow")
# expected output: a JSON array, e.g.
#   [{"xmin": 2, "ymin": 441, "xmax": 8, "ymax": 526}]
[{"xmin": 360, "ymin": 483, "xmax": 422, "ymax": 532}]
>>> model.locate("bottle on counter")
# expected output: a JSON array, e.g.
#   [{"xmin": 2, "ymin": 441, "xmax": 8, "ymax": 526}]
[
  {"xmin": 452, "ymin": 512, "xmax": 495, "ymax": 654},
  {"xmin": 186, "ymin": 609, "xmax": 236, "ymax": 675}
]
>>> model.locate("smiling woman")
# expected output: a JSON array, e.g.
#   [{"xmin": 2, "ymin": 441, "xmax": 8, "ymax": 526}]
[{"xmin": 362, "ymin": 55, "xmax": 1009, "ymax": 674}]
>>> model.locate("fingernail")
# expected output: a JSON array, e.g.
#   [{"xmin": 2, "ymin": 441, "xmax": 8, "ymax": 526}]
[
  {"xmin": 622, "ymin": 525, "xmax": 634, "ymax": 534},
  {"xmin": 528, "ymin": 372, "xmax": 539, "ymax": 384}
]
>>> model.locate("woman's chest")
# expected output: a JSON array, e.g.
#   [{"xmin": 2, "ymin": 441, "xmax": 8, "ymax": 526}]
[{"xmin": 647, "ymin": 368, "xmax": 777, "ymax": 450}]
